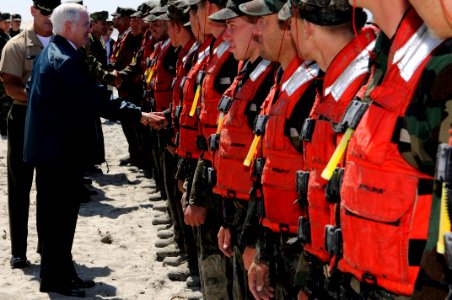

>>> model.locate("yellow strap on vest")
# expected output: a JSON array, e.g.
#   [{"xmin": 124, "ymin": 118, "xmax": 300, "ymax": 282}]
[
  {"xmin": 146, "ymin": 67, "xmax": 155, "ymax": 84},
  {"xmin": 216, "ymin": 112, "xmax": 224, "ymax": 134},
  {"xmin": 437, "ymin": 182, "xmax": 451, "ymax": 254},
  {"xmin": 189, "ymin": 84, "xmax": 201, "ymax": 117},
  {"xmin": 321, "ymin": 127, "xmax": 354, "ymax": 180},
  {"xmin": 244, "ymin": 135, "xmax": 261, "ymax": 167}
]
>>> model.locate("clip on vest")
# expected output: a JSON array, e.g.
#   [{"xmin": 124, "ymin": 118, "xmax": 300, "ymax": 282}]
[
  {"xmin": 254, "ymin": 115, "xmax": 270, "ymax": 136},
  {"xmin": 298, "ymin": 216, "xmax": 311, "ymax": 243},
  {"xmin": 196, "ymin": 135, "xmax": 208, "ymax": 151},
  {"xmin": 179, "ymin": 76, "xmax": 187, "ymax": 90},
  {"xmin": 296, "ymin": 171, "xmax": 310, "ymax": 195},
  {"xmin": 209, "ymin": 133, "xmax": 220, "ymax": 151},
  {"xmin": 207, "ymin": 167, "xmax": 217, "ymax": 186},
  {"xmin": 174, "ymin": 105, "xmax": 183, "ymax": 119},
  {"xmin": 218, "ymin": 95, "xmax": 234, "ymax": 113},
  {"xmin": 254, "ymin": 158, "xmax": 265, "ymax": 178},
  {"xmin": 174, "ymin": 132, "xmax": 179, "ymax": 147},
  {"xmin": 436, "ymin": 143, "xmax": 452, "ymax": 184},
  {"xmin": 334, "ymin": 99, "xmax": 369, "ymax": 133},
  {"xmin": 326, "ymin": 167, "xmax": 344, "ymax": 203},
  {"xmin": 325, "ymin": 225, "xmax": 342, "ymax": 256},
  {"xmin": 300, "ymin": 118, "xmax": 316, "ymax": 142},
  {"xmin": 444, "ymin": 233, "xmax": 452, "ymax": 270}
]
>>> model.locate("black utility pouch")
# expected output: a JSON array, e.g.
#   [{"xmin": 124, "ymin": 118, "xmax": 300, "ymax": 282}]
[
  {"xmin": 196, "ymin": 135, "xmax": 208, "ymax": 151},
  {"xmin": 326, "ymin": 168, "xmax": 344, "ymax": 203},
  {"xmin": 253, "ymin": 115, "xmax": 269, "ymax": 136},
  {"xmin": 209, "ymin": 133, "xmax": 220, "ymax": 151},
  {"xmin": 218, "ymin": 95, "xmax": 234, "ymax": 113},
  {"xmin": 207, "ymin": 167, "xmax": 217, "ymax": 186},
  {"xmin": 436, "ymin": 143, "xmax": 452, "ymax": 184},
  {"xmin": 334, "ymin": 99, "xmax": 369, "ymax": 133},
  {"xmin": 298, "ymin": 216, "xmax": 311, "ymax": 243},
  {"xmin": 325, "ymin": 225, "xmax": 342, "ymax": 256},
  {"xmin": 300, "ymin": 118, "xmax": 316, "ymax": 142}
]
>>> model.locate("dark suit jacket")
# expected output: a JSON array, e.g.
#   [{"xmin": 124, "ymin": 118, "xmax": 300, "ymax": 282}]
[{"xmin": 24, "ymin": 35, "xmax": 141, "ymax": 166}]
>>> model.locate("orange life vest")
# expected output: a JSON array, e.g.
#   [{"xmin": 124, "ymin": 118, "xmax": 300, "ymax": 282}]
[
  {"xmin": 338, "ymin": 10, "xmax": 444, "ymax": 296},
  {"xmin": 199, "ymin": 34, "xmax": 235, "ymax": 162},
  {"xmin": 149, "ymin": 38, "xmax": 176, "ymax": 112},
  {"xmin": 212, "ymin": 59, "xmax": 276, "ymax": 200},
  {"xmin": 259, "ymin": 56, "xmax": 319, "ymax": 234},
  {"xmin": 301, "ymin": 28, "xmax": 377, "ymax": 262},
  {"xmin": 176, "ymin": 37, "xmax": 213, "ymax": 160}
]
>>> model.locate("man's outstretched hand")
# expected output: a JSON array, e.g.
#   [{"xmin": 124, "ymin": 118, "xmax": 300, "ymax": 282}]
[{"xmin": 140, "ymin": 112, "xmax": 166, "ymax": 128}]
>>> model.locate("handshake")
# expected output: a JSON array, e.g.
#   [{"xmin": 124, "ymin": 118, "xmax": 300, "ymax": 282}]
[{"xmin": 140, "ymin": 111, "xmax": 167, "ymax": 129}]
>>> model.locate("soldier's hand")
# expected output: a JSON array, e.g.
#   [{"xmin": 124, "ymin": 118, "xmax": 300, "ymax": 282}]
[
  {"xmin": 178, "ymin": 179, "xmax": 185, "ymax": 194},
  {"xmin": 140, "ymin": 112, "xmax": 166, "ymax": 128},
  {"xmin": 184, "ymin": 204, "xmax": 207, "ymax": 226},
  {"xmin": 217, "ymin": 226, "xmax": 233, "ymax": 257},
  {"xmin": 112, "ymin": 70, "xmax": 122, "ymax": 87},
  {"xmin": 248, "ymin": 260, "xmax": 274, "ymax": 300},
  {"xmin": 167, "ymin": 144, "xmax": 176, "ymax": 155},
  {"xmin": 242, "ymin": 246, "xmax": 256, "ymax": 270}
]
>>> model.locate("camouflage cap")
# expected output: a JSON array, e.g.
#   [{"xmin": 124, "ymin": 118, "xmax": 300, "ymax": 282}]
[
  {"xmin": 12, "ymin": 14, "xmax": 22, "ymax": 21},
  {"xmin": 150, "ymin": 0, "xmax": 169, "ymax": 14},
  {"xmin": 239, "ymin": 0, "xmax": 285, "ymax": 16},
  {"xmin": 160, "ymin": 0, "xmax": 190, "ymax": 24},
  {"xmin": 278, "ymin": 0, "xmax": 291, "ymax": 21},
  {"xmin": 90, "ymin": 11, "xmax": 108, "ymax": 21},
  {"xmin": 287, "ymin": 0, "xmax": 356, "ymax": 25},
  {"xmin": 0, "ymin": 13, "xmax": 11, "ymax": 22},
  {"xmin": 33, "ymin": 0, "xmax": 61, "ymax": 15},
  {"xmin": 143, "ymin": 14, "xmax": 159, "ymax": 23},
  {"xmin": 209, "ymin": 0, "xmax": 250, "ymax": 21},
  {"xmin": 111, "ymin": 7, "xmax": 122, "ymax": 17}
]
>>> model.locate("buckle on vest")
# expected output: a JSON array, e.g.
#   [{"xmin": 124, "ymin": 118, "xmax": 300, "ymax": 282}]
[
  {"xmin": 300, "ymin": 118, "xmax": 316, "ymax": 142},
  {"xmin": 298, "ymin": 216, "xmax": 311, "ymax": 243},
  {"xmin": 444, "ymin": 233, "xmax": 452, "ymax": 270},
  {"xmin": 179, "ymin": 76, "xmax": 187, "ymax": 90},
  {"xmin": 436, "ymin": 143, "xmax": 452, "ymax": 184},
  {"xmin": 207, "ymin": 167, "xmax": 217, "ymax": 186},
  {"xmin": 196, "ymin": 71, "xmax": 205, "ymax": 85},
  {"xmin": 196, "ymin": 135, "xmax": 208, "ymax": 151},
  {"xmin": 174, "ymin": 105, "xmax": 183, "ymax": 119},
  {"xmin": 253, "ymin": 115, "xmax": 269, "ymax": 136},
  {"xmin": 174, "ymin": 132, "xmax": 179, "ymax": 147},
  {"xmin": 209, "ymin": 133, "xmax": 220, "ymax": 151},
  {"xmin": 171, "ymin": 78, "xmax": 177, "ymax": 89},
  {"xmin": 334, "ymin": 99, "xmax": 369, "ymax": 133},
  {"xmin": 195, "ymin": 106, "xmax": 202, "ymax": 119},
  {"xmin": 218, "ymin": 95, "xmax": 234, "ymax": 113},
  {"xmin": 146, "ymin": 58, "xmax": 155, "ymax": 67},
  {"xmin": 296, "ymin": 171, "xmax": 310, "ymax": 195},
  {"xmin": 325, "ymin": 225, "xmax": 342, "ymax": 256},
  {"xmin": 325, "ymin": 168, "xmax": 344, "ymax": 203},
  {"xmin": 254, "ymin": 158, "xmax": 265, "ymax": 178}
]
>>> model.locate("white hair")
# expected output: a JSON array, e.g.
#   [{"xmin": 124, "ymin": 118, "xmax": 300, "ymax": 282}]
[{"xmin": 51, "ymin": 3, "xmax": 87, "ymax": 35}]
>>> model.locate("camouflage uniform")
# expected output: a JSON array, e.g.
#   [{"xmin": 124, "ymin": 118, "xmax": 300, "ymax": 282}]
[{"xmin": 0, "ymin": 27, "xmax": 11, "ymax": 136}]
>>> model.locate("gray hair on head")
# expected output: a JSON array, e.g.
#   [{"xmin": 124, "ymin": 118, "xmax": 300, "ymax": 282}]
[{"xmin": 51, "ymin": 3, "xmax": 87, "ymax": 35}]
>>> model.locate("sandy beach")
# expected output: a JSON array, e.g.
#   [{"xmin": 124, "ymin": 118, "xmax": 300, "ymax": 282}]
[{"xmin": 0, "ymin": 120, "xmax": 200, "ymax": 300}]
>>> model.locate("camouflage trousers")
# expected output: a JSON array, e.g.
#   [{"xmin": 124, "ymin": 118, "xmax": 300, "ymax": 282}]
[{"xmin": 190, "ymin": 158, "xmax": 230, "ymax": 300}]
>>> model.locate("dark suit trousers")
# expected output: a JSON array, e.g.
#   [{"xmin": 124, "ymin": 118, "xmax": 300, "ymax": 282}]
[
  {"xmin": 36, "ymin": 164, "xmax": 81, "ymax": 283},
  {"xmin": 7, "ymin": 104, "xmax": 34, "ymax": 257}
]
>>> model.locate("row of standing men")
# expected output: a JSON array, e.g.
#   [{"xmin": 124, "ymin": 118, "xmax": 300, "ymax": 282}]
[{"xmin": 107, "ymin": 0, "xmax": 452, "ymax": 299}]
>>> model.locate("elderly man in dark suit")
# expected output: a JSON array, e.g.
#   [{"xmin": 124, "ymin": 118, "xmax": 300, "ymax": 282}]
[{"xmin": 24, "ymin": 3, "xmax": 163, "ymax": 297}]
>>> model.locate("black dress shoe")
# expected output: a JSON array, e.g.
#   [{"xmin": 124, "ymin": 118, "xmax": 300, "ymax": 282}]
[
  {"xmin": 72, "ymin": 277, "xmax": 95, "ymax": 288},
  {"xmin": 40, "ymin": 282, "xmax": 86, "ymax": 297},
  {"xmin": 119, "ymin": 158, "xmax": 130, "ymax": 166},
  {"xmin": 81, "ymin": 177, "xmax": 93, "ymax": 185},
  {"xmin": 10, "ymin": 256, "xmax": 30, "ymax": 269}
]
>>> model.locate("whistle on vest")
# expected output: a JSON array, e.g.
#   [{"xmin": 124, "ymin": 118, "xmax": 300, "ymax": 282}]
[{"xmin": 300, "ymin": 118, "xmax": 316, "ymax": 142}]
